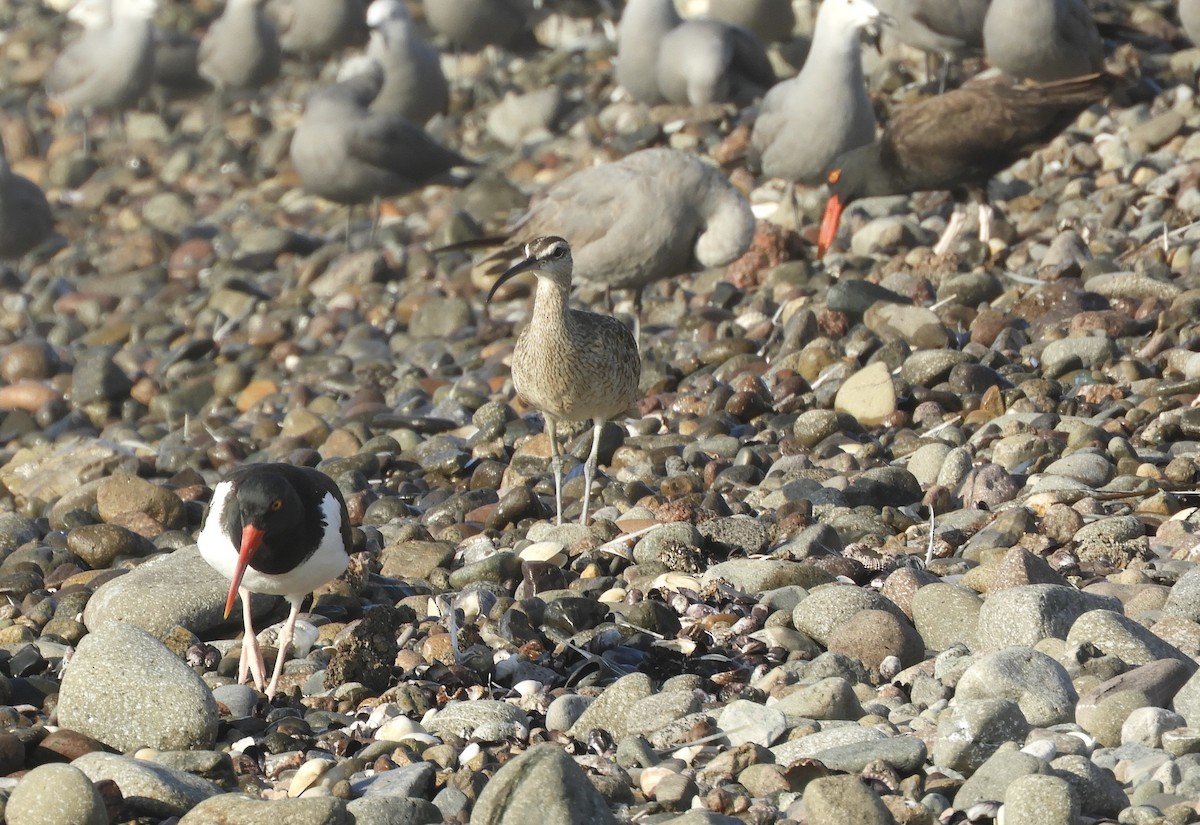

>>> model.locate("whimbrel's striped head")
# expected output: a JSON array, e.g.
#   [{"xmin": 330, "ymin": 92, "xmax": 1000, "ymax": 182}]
[{"xmin": 486, "ymin": 235, "xmax": 574, "ymax": 302}]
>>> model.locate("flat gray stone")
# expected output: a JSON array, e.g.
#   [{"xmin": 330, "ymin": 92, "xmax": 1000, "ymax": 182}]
[
  {"xmin": 933, "ymin": 699, "xmax": 1031, "ymax": 774},
  {"xmin": 470, "ymin": 744, "xmax": 615, "ymax": 825},
  {"xmin": 803, "ymin": 775, "xmax": 893, "ymax": 825},
  {"xmin": 178, "ymin": 794, "xmax": 351, "ymax": 824},
  {"xmin": 716, "ymin": 699, "xmax": 787, "ymax": 748},
  {"xmin": 58, "ymin": 622, "xmax": 218, "ymax": 751},
  {"xmin": 424, "ymin": 700, "xmax": 529, "ymax": 742},
  {"xmin": 1003, "ymin": 774, "xmax": 1078, "ymax": 825},
  {"xmin": 1051, "ymin": 753, "xmax": 1130, "ymax": 817},
  {"xmin": 347, "ymin": 797, "xmax": 442, "ymax": 825},
  {"xmin": 792, "ymin": 585, "xmax": 905, "ymax": 646},
  {"xmin": 954, "ymin": 646, "xmax": 1078, "ymax": 726},
  {"xmin": 73, "ymin": 752, "xmax": 221, "ymax": 819},
  {"xmin": 954, "ymin": 748, "xmax": 1049, "ymax": 809},
  {"xmin": 911, "ymin": 583, "xmax": 982, "ymax": 651},
  {"xmin": 6, "ymin": 763, "xmax": 106, "ymax": 825},
  {"xmin": 771, "ymin": 726, "xmax": 887, "ymax": 764},
  {"xmin": 568, "ymin": 672, "xmax": 654, "ymax": 740},
  {"xmin": 810, "ymin": 734, "xmax": 927, "ymax": 776},
  {"xmin": 1066, "ymin": 609, "xmax": 1193, "ymax": 668},
  {"xmin": 772, "ymin": 677, "xmax": 864, "ymax": 721},
  {"xmin": 975, "ymin": 584, "xmax": 1120, "ymax": 650},
  {"xmin": 82, "ymin": 545, "xmax": 280, "ymax": 638}
]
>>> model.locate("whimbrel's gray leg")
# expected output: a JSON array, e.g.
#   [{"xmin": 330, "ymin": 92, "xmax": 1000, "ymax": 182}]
[
  {"xmin": 546, "ymin": 417, "xmax": 564, "ymax": 525},
  {"xmin": 580, "ymin": 419, "xmax": 604, "ymax": 526}
]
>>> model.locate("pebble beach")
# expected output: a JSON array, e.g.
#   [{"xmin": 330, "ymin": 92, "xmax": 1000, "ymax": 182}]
[{"xmin": 1, "ymin": 1, "xmax": 1200, "ymax": 824}]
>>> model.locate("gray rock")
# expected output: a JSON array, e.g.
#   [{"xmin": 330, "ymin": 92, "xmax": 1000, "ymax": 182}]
[
  {"xmin": 771, "ymin": 726, "xmax": 887, "ymax": 764},
  {"xmin": 716, "ymin": 699, "xmax": 787, "ymax": 747},
  {"xmin": 211, "ymin": 683, "xmax": 260, "ymax": 718},
  {"xmin": 696, "ymin": 516, "xmax": 770, "ymax": 555},
  {"xmin": 351, "ymin": 762, "xmax": 436, "ymax": 798},
  {"xmin": 792, "ymin": 585, "xmax": 905, "ymax": 646},
  {"xmin": 424, "ymin": 700, "xmax": 529, "ymax": 742},
  {"xmin": 83, "ymin": 545, "xmax": 279, "ymax": 638},
  {"xmin": 1051, "ymin": 753, "xmax": 1130, "ymax": 817},
  {"xmin": 975, "ymin": 584, "xmax": 1120, "ymax": 650},
  {"xmin": 633, "ymin": 522, "xmax": 704, "ymax": 566},
  {"xmin": 470, "ymin": 744, "xmax": 616, "ymax": 825},
  {"xmin": 802, "ymin": 775, "xmax": 894, "ymax": 825},
  {"xmin": 626, "ymin": 691, "xmax": 702, "ymax": 737},
  {"xmin": 954, "ymin": 747, "xmax": 1049, "ymax": 809},
  {"xmin": 568, "ymin": 672, "xmax": 654, "ymax": 740},
  {"xmin": 1042, "ymin": 452, "xmax": 1113, "ymax": 487},
  {"xmin": 1165, "ymin": 564, "xmax": 1200, "ymax": 622},
  {"xmin": 347, "ymin": 797, "xmax": 442, "ymax": 825},
  {"xmin": 911, "ymin": 583, "xmax": 982, "ymax": 651},
  {"xmin": 933, "ymin": 699, "xmax": 1031, "ymax": 773},
  {"xmin": 73, "ymin": 752, "xmax": 221, "ymax": 819},
  {"xmin": 178, "ymin": 794, "xmax": 351, "ymax": 824},
  {"xmin": 954, "ymin": 646, "xmax": 1078, "ymax": 726},
  {"xmin": 545, "ymin": 694, "xmax": 594, "ymax": 734},
  {"xmin": 810, "ymin": 734, "xmax": 928, "ymax": 776},
  {"xmin": 1039, "ymin": 337, "xmax": 1117, "ymax": 376},
  {"xmin": 772, "ymin": 677, "xmax": 865, "ymax": 721},
  {"xmin": 6, "ymin": 763, "xmax": 106, "ymax": 825},
  {"xmin": 702, "ymin": 559, "xmax": 820, "ymax": 593},
  {"xmin": 1121, "ymin": 706, "xmax": 1186, "ymax": 748},
  {"xmin": 1066, "ymin": 609, "xmax": 1192, "ymax": 667},
  {"xmin": 1003, "ymin": 774, "xmax": 1079, "ymax": 825},
  {"xmin": 58, "ymin": 622, "xmax": 218, "ymax": 751}
]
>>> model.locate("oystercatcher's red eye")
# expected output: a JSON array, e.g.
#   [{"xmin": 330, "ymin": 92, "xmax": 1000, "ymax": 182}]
[
  {"xmin": 270, "ymin": 499, "xmax": 283, "ymax": 512},
  {"xmin": 828, "ymin": 168, "xmax": 841, "ymax": 185}
]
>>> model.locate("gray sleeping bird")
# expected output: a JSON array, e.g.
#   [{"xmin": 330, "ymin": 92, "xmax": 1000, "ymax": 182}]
[
  {"xmin": 0, "ymin": 142, "xmax": 55, "ymax": 264},
  {"xmin": 617, "ymin": 0, "xmax": 775, "ymax": 106},
  {"xmin": 44, "ymin": 0, "xmax": 157, "ymax": 115},
  {"xmin": 423, "ymin": 0, "xmax": 539, "ymax": 52},
  {"xmin": 289, "ymin": 58, "xmax": 470, "ymax": 206},
  {"xmin": 362, "ymin": 0, "xmax": 448, "ymax": 123},
  {"xmin": 983, "ymin": 0, "xmax": 1103, "ymax": 81},
  {"xmin": 269, "ymin": 0, "xmax": 368, "ymax": 58},
  {"xmin": 198, "ymin": 0, "xmax": 282, "ymax": 94},
  {"xmin": 750, "ymin": 0, "xmax": 880, "ymax": 185}
]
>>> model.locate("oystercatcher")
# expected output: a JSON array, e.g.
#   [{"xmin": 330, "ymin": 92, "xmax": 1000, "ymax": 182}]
[{"xmin": 198, "ymin": 463, "xmax": 351, "ymax": 697}]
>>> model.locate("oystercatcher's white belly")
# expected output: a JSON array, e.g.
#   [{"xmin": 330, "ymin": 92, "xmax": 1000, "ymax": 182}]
[{"xmin": 197, "ymin": 482, "xmax": 348, "ymax": 598}]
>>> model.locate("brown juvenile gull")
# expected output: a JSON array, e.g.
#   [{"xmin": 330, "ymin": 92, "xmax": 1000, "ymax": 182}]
[
  {"xmin": 616, "ymin": 0, "xmax": 775, "ymax": 106},
  {"xmin": 269, "ymin": 0, "xmax": 368, "ymax": 59},
  {"xmin": 423, "ymin": 0, "xmax": 540, "ymax": 53},
  {"xmin": 44, "ymin": 0, "xmax": 157, "ymax": 116},
  {"xmin": 198, "ymin": 0, "xmax": 283, "ymax": 99},
  {"xmin": 361, "ymin": 0, "xmax": 449, "ymax": 123},
  {"xmin": 289, "ymin": 58, "xmax": 471, "ymax": 209},
  {"xmin": 464, "ymin": 147, "xmax": 754, "ymax": 335},
  {"xmin": 488, "ymin": 236, "xmax": 642, "ymax": 526},
  {"xmin": 749, "ymin": 0, "xmax": 881, "ymax": 188},
  {"xmin": 983, "ymin": 0, "xmax": 1103, "ymax": 81},
  {"xmin": 0, "ymin": 142, "xmax": 55, "ymax": 265},
  {"xmin": 873, "ymin": 0, "xmax": 990, "ymax": 90}
]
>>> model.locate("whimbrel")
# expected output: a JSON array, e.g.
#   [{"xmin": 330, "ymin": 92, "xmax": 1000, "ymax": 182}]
[
  {"xmin": 749, "ymin": 0, "xmax": 880, "ymax": 188},
  {"xmin": 198, "ymin": 0, "xmax": 282, "ymax": 100},
  {"xmin": 983, "ymin": 0, "xmax": 1102, "ymax": 81},
  {"xmin": 44, "ymin": 0, "xmax": 157, "ymax": 117},
  {"xmin": 488, "ymin": 237, "xmax": 642, "ymax": 527},
  {"xmin": 469, "ymin": 148, "xmax": 754, "ymax": 338}
]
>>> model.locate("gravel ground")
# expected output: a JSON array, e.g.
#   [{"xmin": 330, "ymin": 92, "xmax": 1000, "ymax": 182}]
[{"xmin": 1, "ymin": 1, "xmax": 1200, "ymax": 824}]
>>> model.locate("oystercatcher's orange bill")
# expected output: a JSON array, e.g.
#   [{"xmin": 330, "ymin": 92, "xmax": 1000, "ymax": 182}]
[
  {"xmin": 224, "ymin": 524, "xmax": 266, "ymax": 619},
  {"xmin": 818, "ymin": 195, "xmax": 844, "ymax": 258}
]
